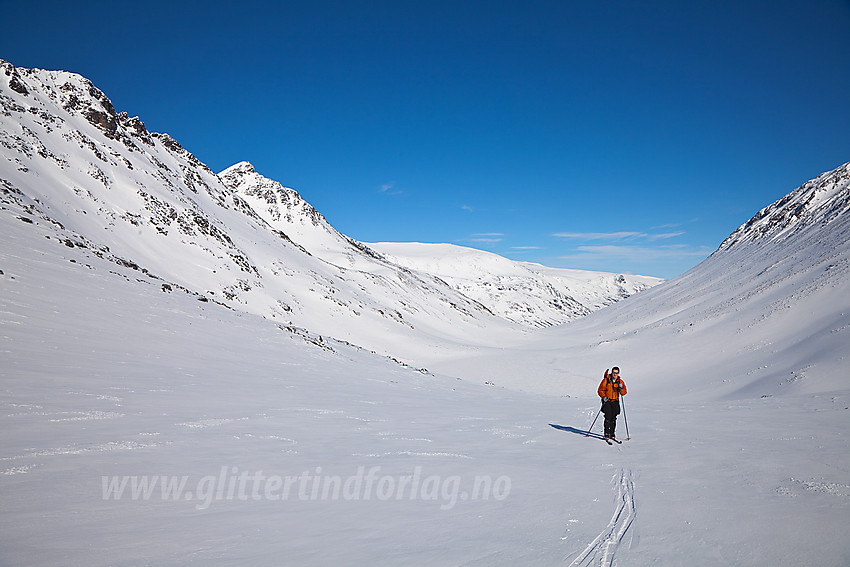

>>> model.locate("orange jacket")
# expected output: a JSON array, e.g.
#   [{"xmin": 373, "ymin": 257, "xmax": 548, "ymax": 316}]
[{"xmin": 598, "ymin": 370, "xmax": 627, "ymax": 400}]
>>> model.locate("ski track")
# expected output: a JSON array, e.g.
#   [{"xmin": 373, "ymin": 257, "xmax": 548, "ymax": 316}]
[{"xmin": 567, "ymin": 468, "xmax": 635, "ymax": 567}]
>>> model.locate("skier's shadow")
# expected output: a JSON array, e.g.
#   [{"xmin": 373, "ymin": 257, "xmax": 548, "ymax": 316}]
[{"xmin": 549, "ymin": 423, "xmax": 606, "ymax": 440}]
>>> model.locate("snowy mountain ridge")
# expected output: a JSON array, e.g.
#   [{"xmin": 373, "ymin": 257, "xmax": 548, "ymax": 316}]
[
  {"xmin": 0, "ymin": 60, "xmax": 502, "ymax": 366},
  {"xmin": 218, "ymin": 160, "xmax": 375, "ymax": 267},
  {"xmin": 0, "ymin": 59, "xmax": 659, "ymax": 365},
  {"xmin": 717, "ymin": 161, "xmax": 850, "ymax": 252},
  {"xmin": 217, "ymin": 159, "xmax": 661, "ymax": 327}
]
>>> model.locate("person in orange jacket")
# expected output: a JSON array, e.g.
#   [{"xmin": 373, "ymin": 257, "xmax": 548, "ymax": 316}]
[{"xmin": 598, "ymin": 367, "xmax": 627, "ymax": 439}]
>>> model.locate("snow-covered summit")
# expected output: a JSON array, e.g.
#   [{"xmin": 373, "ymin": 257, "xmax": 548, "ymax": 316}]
[
  {"xmin": 219, "ymin": 160, "xmax": 330, "ymax": 234},
  {"xmin": 218, "ymin": 160, "xmax": 387, "ymax": 270}
]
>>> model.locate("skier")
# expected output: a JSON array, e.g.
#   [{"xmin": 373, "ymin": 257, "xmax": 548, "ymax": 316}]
[{"xmin": 598, "ymin": 367, "xmax": 627, "ymax": 440}]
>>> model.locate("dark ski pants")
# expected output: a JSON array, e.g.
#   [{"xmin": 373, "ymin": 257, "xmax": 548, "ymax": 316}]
[{"xmin": 602, "ymin": 399, "xmax": 621, "ymax": 438}]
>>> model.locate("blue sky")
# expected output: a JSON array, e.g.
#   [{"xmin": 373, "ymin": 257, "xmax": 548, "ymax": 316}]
[{"xmin": 3, "ymin": 0, "xmax": 849, "ymax": 278}]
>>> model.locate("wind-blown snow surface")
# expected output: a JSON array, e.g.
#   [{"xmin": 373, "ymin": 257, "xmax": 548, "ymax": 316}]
[{"xmin": 3, "ymin": 59, "xmax": 850, "ymax": 565}]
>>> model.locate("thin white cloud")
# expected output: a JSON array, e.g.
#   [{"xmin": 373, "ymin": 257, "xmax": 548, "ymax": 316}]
[
  {"xmin": 646, "ymin": 231, "xmax": 685, "ymax": 240},
  {"xmin": 461, "ymin": 204, "xmax": 475, "ymax": 212},
  {"xmin": 469, "ymin": 232, "xmax": 504, "ymax": 243},
  {"xmin": 559, "ymin": 244, "xmax": 712, "ymax": 262},
  {"xmin": 553, "ymin": 230, "xmax": 686, "ymax": 242},
  {"xmin": 378, "ymin": 182, "xmax": 402, "ymax": 195},
  {"xmin": 651, "ymin": 218, "xmax": 699, "ymax": 230},
  {"xmin": 552, "ymin": 231, "xmax": 646, "ymax": 240}
]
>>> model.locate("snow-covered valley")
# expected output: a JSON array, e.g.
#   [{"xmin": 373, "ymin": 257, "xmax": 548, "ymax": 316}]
[{"xmin": 2, "ymin": 60, "xmax": 849, "ymax": 566}]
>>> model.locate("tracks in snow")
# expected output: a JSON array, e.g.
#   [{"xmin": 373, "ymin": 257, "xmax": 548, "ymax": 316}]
[{"xmin": 567, "ymin": 468, "xmax": 635, "ymax": 567}]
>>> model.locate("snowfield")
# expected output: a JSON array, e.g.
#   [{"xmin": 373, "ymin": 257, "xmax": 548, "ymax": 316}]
[
  {"xmin": 368, "ymin": 241, "xmax": 661, "ymax": 327},
  {"xmin": 2, "ymin": 59, "xmax": 849, "ymax": 566}
]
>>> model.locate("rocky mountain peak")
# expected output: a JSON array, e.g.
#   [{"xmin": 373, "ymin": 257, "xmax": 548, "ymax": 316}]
[
  {"xmin": 117, "ymin": 112, "xmax": 153, "ymax": 145},
  {"xmin": 1, "ymin": 59, "xmax": 29, "ymax": 95},
  {"xmin": 717, "ymin": 161, "xmax": 850, "ymax": 253},
  {"xmin": 219, "ymin": 161, "xmax": 330, "ymax": 231}
]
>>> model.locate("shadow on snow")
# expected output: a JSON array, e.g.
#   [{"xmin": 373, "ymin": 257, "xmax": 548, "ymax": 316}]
[{"xmin": 549, "ymin": 423, "xmax": 606, "ymax": 440}]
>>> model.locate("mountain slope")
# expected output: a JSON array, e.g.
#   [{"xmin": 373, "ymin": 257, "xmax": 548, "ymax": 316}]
[
  {"xmin": 432, "ymin": 161, "xmax": 850, "ymax": 398},
  {"xmin": 1, "ymin": 59, "xmax": 659, "ymax": 367},
  {"xmin": 0, "ymin": 60, "xmax": 519, "ymax": 362}
]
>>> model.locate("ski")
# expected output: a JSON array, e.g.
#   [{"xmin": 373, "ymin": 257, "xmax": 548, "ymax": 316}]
[{"xmin": 603, "ymin": 437, "xmax": 613, "ymax": 445}]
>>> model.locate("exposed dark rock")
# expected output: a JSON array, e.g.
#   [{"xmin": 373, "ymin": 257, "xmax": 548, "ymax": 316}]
[
  {"xmin": 114, "ymin": 257, "xmax": 140, "ymax": 271},
  {"xmin": 83, "ymin": 107, "xmax": 118, "ymax": 137},
  {"xmin": 1, "ymin": 60, "xmax": 29, "ymax": 95},
  {"xmin": 117, "ymin": 112, "xmax": 151, "ymax": 140}
]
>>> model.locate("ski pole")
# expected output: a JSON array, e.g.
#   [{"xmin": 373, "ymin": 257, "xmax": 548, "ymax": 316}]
[
  {"xmin": 585, "ymin": 408, "xmax": 602, "ymax": 437},
  {"xmin": 621, "ymin": 395, "xmax": 630, "ymax": 440}
]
